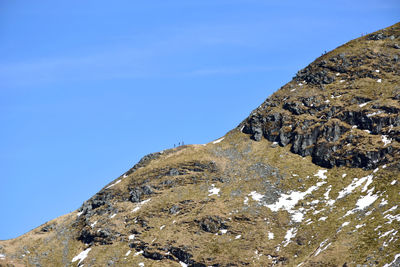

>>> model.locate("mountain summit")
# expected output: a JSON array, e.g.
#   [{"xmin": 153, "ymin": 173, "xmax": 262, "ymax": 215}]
[{"xmin": 1, "ymin": 23, "xmax": 399, "ymax": 267}]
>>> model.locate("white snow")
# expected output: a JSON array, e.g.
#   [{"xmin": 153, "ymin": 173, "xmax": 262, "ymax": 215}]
[
  {"xmin": 268, "ymin": 232, "xmax": 274, "ymax": 240},
  {"xmin": 106, "ymin": 179, "xmax": 121, "ymax": 189},
  {"xmin": 380, "ymin": 229, "xmax": 395, "ymax": 238},
  {"xmin": 355, "ymin": 224, "xmax": 365, "ymax": 229},
  {"xmin": 364, "ymin": 130, "xmax": 371, "ymax": 134},
  {"xmin": 336, "ymin": 73, "xmax": 340, "ymax": 76},
  {"xmin": 383, "ymin": 254, "xmax": 400, "ymax": 267},
  {"xmin": 0, "ymin": 254, "xmax": 5, "ymax": 259},
  {"xmin": 213, "ymin": 137, "xmax": 224, "ymax": 144},
  {"xmin": 125, "ymin": 250, "xmax": 131, "ymax": 256},
  {"xmin": 220, "ymin": 229, "xmax": 228, "ymax": 234},
  {"xmin": 283, "ymin": 228, "xmax": 297, "ymax": 247},
  {"xmin": 377, "ymin": 79, "xmax": 382, "ymax": 83},
  {"xmin": 384, "ymin": 206, "xmax": 398, "ymax": 214},
  {"xmin": 72, "ymin": 248, "xmax": 91, "ymax": 265},
  {"xmin": 240, "ymin": 125, "xmax": 245, "ymax": 132},
  {"xmin": 376, "ymin": 70, "xmax": 380, "ymax": 73},
  {"xmin": 337, "ymin": 174, "xmax": 373, "ymax": 199},
  {"xmin": 291, "ymin": 88, "xmax": 296, "ymax": 92},
  {"xmin": 355, "ymin": 189, "xmax": 378, "ymax": 210},
  {"xmin": 235, "ymin": 235, "xmax": 241, "ymax": 239},
  {"xmin": 342, "ymin": 222, "xmax": 350, "ymax": 227},
  {"xmin": 243, "ymin": 196, "xmax": 249, "ymax": 205},
  {"xmin": 380, "ymin": 199, "xmax": 388, "ymax": 206},
  {"xmin": 129, "ymin": 234, "xmax": 135, "ymax": 240},
  {"xmin": 342, "ymin": 173, "xmax": 347, "ymax": 178},
  {"xmin": 134, "ymin": 250, "xmax": 144, "ymax": 256},
  {"xmin": 265, "ymin": 171, "xmax": 327, "ymax": 222},
  {"xmin": 324, "ymin": 186, "xmax": 332, "ymax": 200},
  {"xmin": 208, "ymin": 184, "xmax": 220, "ymax": 196},
  {"xmin": 292, "ymin": 211, "xmax": 304, "ymax": 223},
  {"xmin": 314, "ymin": 169, "xmax": 328, "ymax": 179},
  {"xmin": 90, "ymin": 221, "xmax": 97, "ymax": 228},
  {"xmin": 132, "ymin": 199, "xmax": 151, "ymax": 213},
  {"xmin": 367, "ymin": 111, "xmax": 383, "ymax": 117},
  {"xmin": 77, "ymin": 211, "xmax": 83, "ymax": 217},
  {"xmin": 179, "ymin": 262, "xmax": 188, "ymax": 267},
  {"xmin": 381, "ymin": 135, "xmax": 392, "ymax": 146},
  {"xmin": 249, "ymin": 191, "xmax": 264, "ymax": 202},
  {"xmin": 324, "ymin": 100, "xmax": 330, "ymax": 103},
  {"xmin": 391, "ymin": 180, "xmax": 397, "ymax": 185},
  {"xmin": 138, "ymin": 263, "xmax": 144, "ymax": 267},
  {"xmin": 160, "ymin": 225, "xmax": 165, "ymax": 230},
  {"xmin": 110, "ymin": 213, "xmax": 117, "ymax": 219},
  {"xmin": 339, "ymin": 80, "xmax": 345, "ymax": 83},
  {"xmin": 318, "ymin": 217, "xmax": 327, "ymax": 221},
  {"xmin": 384, "ymin": 213, "xmax": 400, "ymax": 224},
  {"xmin": 315, "ymin": 239, "xmax": 331, "ymax": 256}
]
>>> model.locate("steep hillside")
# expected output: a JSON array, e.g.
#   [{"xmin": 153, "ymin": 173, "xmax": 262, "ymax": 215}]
[{"xmin": 1, "ymin": 23, "xmax": 399, "ymax": 267}]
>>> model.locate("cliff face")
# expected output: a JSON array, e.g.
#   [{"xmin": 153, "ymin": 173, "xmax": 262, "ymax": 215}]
[
  {"xmin": 0, "ymin": 23, "xmax": 399, "ymax": 267},
  {"xmin": 241, "ymin": 24, "xmax": 400, "ymax": 170}
]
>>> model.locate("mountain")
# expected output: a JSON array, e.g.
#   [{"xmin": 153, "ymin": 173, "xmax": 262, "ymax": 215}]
[{"xmin": 1, "ymin": 22, "xmax": 399, "ymax": 267}]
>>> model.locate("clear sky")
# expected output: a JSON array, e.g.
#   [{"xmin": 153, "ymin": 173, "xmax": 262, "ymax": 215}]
[{"xmin": 0, "ymin": 0, "xmax": 398, "ymax": 240}]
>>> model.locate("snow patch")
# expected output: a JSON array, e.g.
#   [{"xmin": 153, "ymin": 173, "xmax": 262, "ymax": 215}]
[
  {"xmin": 337, "ymin": 174, "xmax": 373, "ymax": 199},
  {"xmin": 235, "ymin": 235, "xmax": 241, "ymax": 239},
  {"xmin": 135, "ymin": 250, "xmax": 144, "ymax": 256},
  {"xmin": 125, "ymin": 250, "xmax": 131, "ymax": 256},
  {"xmin": 129, "ymin": 234, "xmax": 135, "ymax": 240},
  {"xmin": 132, "ymin": 199, "xmax": 151, "ymax": 213},
  {"xmin": 377, "ymin": 79, "xmax": 382, "ymax": 83},
  {"xmin": 110, "ymin": 213, "xmax": 117, "ymax": 219},
  {"xmin": 90, "ymin": 221, "xmax": 97, "ymax": 228},
  {"xmin": 342, "ymin": 222, "xmax": 350, "ymax": 227},
  {"xmin": 383, "ymin": 254, "xmax": 400, "ymax": 267},
  {"xmin": 283, "ymin": 228, "xmax": 297, "ymax": 247},
  {"xmin": 382, "ymin": 135, "xmax": 392, "ymax": 146},
  {"xmin": 179, "ymin": 262, "xmax": 188, "ymax": 267},
  {"xmin": 208, "ymin": 184, "xmax": 220, "ymax": 196},
  {"xmin": 106, "ymin": 179, "xmax": 121, "ymax": 189},
  {"xmin": 160, "ymin": 225, "xmax": 165, "ymax": 230},
  {"xmin": 220, "ymin": 229, "xmax": 228, "ymax": 234},
  {"xmin": 355, "ymin": 189, "xmax": 378, "ymax": 210},
  {"xmin": 314, "ymin": 169, "xmax": 328, "ymax": 180},
  {"xmin": 77, "ymin": 211, "xmax": 83, "ymax": 217},
  {"xmin": 72, "ymin": 248, "xmax": 91, "ymax": 265},
  {"xmin": 138, "ymin": 263, "xmax": 144, "ymax": 267},
  {"xmin": 391, "ymin": 180, "xmax": 397, "ymax": 185},
  {"xmin": 213, "ymin": 137, "xmax": 224, "ymax": 144},
  {"xmin": 268, "ymin": 232, "xmax": 274, "ymax": 240},
  {"xmin": 318, "ymin": 217, "xmax": 327, "ymax": 221},
  {"xmin": 249, "ymin": 191, "xmax": 264, "ymax": 202},
  {"xmin": 0, "ymin": 254, "xmax": 5, "ymax": 260},
  {"xmin": 315, "ymin": 239, "xmax": 331, "ymax": 256}
]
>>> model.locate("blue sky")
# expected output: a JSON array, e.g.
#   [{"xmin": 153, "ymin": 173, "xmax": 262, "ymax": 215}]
[{"xmin": 0, "ymin": 0, "xmax": 399, "ymax": 239}]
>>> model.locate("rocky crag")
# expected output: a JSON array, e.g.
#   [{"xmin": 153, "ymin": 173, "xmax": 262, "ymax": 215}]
[{"xmin": 0, "ymin": 23, "xmax": 399, "ymax": 267}]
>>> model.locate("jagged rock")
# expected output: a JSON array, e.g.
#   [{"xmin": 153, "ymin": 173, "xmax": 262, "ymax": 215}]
[
  {"xmin": 169, "ymin": 205, "xmax": 180, "ymax": 214},
  {"xmin": 168, "ymin": 168, "xmax": 180, "ymax": 176},
  {"xmin": 196, "ymin": 216, "xmax": 227, "ymax": 233},
  {"xmin": 78, "ymin": 190, "xmax": 114, "ymax": 218},
  {"xmin": 129, "ymin": 185, "xmax": 153, "ymax": 203}
]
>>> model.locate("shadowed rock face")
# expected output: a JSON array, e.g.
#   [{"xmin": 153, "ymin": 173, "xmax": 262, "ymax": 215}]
[{"xmin": 241, "ymin": 24, "xmax": 400, "ymax": 170}]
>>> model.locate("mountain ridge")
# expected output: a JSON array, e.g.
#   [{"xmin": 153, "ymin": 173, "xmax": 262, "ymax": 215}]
[{"xmin": 0, "ymin": 22, "xmax": 399, "ymax": 267}]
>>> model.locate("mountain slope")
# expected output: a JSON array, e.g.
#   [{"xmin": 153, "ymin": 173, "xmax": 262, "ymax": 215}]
[{"xmin": 1, "ymin": 23, "xmax": 399, "ymax": 267}]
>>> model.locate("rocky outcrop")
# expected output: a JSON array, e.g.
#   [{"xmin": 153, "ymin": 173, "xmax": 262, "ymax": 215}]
[{"xmin": 241, "ymin": 26, "xmax": 400, "ymax": 170}]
